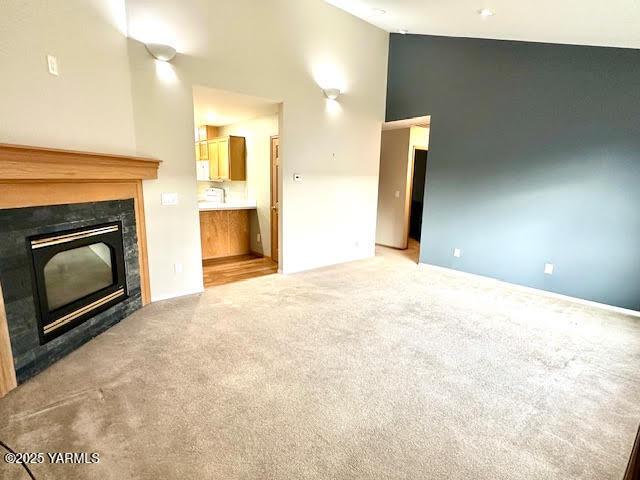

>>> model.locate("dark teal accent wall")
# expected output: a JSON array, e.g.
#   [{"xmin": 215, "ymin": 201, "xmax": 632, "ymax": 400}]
[{"xmin": 386, "ymin": 34, "xmax": 640, "ymax": 310}]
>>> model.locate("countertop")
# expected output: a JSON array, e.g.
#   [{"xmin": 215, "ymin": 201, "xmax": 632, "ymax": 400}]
[{"xmin": 198, "ymin": 201, "xmax": 257, "ymax": 211}]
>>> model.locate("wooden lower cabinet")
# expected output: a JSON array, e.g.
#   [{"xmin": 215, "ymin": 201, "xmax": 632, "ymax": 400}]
[{"xmin": 200, "ymin": 209, "xmax": 250, "ymax": 260}]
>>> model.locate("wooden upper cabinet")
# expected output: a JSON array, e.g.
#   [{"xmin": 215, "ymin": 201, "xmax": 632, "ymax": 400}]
[
  {"xmin": 208, "ymin": 140, "xmax": 219, "ymax": 179},
  {"xmin": 228, "ymin": 137, "xmax": 246, "ymax": 180},
  {"xmin": 195, "ymin": 125, "xmax": 219, "ymax": 162},
  {"xmin": 207, "ymin": 136, "xmax": 245, "ymax": 181},
  {"xmin": 198, "ymin": 141, "xmax": 208, "ymax": 160},
  {"xmin": 198, "ymin": 125, "xmax": 219, "ymax": 142}
]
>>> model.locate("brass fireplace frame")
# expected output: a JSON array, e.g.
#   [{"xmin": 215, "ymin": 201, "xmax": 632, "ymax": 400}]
[{"xmin": 29, "ymin": 221, "xmax": 128, "ymax": 343}]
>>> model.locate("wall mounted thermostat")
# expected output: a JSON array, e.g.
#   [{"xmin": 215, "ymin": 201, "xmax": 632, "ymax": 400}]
[
  {"xmin": 161, "ymin": 192, "xmax": 179, "ymax": 206},
  {"xmin": 47, "ymin": 55, "xmax": 59, "ymax": 76}
]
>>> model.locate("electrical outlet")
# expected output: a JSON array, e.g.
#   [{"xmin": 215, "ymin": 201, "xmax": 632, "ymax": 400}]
[
  {"xmin": 47, "ymin": 55, "xmax": 59, "ymax": 76},
  {"xmin": 174, "ymin": 262, "xmax": 183, "ymax": 274},
  {"xmin": 257, "ymin": 233, "xmax": 261, "ymax": 243},
  {"xmin": 453, "ymin": 248, "xmax": 461, "ymax": 258},
  {"xmin": 395, "ymin": 190, "xmax": 400, "ymax": 198},
  {"xmin": 544, "ymin": 263, "xmax": 554, "ymax": 275}
]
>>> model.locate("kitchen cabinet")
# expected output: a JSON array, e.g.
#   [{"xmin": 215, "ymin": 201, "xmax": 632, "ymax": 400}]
[
  {"xmin": 197, "ymin": 141, "xmax": 208, "ymax": 160},
  {"xmin": 207, "ymin": 136, "xmax": 246, "ymax": 181},
  {"xmin": 200, "ymin": 209, "xmax": 251, "ymax": 260},
  {"xmin": 198, "ymin": 125, "xmax": 219, "ymax": 141},
  {"xmin": 195, "ymin": 125, "xmax": 219, "ymax": 162},
  {"xmin": 208, "ymin": 141, "xmax": 219, "ymax": 178}
]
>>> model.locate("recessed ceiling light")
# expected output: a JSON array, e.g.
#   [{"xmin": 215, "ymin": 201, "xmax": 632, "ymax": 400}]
[
  {"xmin": 478, "ymin": 8, "xmax": 494, "ymax": 17},
  {"xmin": 398, "ymin": 29, "xmax": 409, "ymax": 35},
  {"xmin": 372, "ymin": 8, "xmax": 386, "ymax": 15}
]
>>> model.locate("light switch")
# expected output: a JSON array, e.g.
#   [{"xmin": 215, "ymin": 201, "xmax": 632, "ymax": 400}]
[
  {"xmin": 544, "ymin": 263, "xmax": 554, "ymax": 275},
  {"xmin": 395, "ymin": 190, "xmax": 400, "ymax": 198},
  {"xmin": 161, "ymin": 192, "xmax": 178, "ymax": 206},
  {"xmin": 47, "ymin": 55, "xmax": 59, "ymax": 76},
  {"xmin": 453, "ymin": 248, "xmax": 461, "ymax": 258}
]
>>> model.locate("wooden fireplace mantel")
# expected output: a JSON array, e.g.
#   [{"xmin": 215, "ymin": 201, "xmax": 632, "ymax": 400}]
[
  {"xmin": 0, "ymin": 143, "xmax": 161, "ymax": 181},
  {"xmin": 0, "ymin": 143, "xmax": 160, "ymax": 398}
]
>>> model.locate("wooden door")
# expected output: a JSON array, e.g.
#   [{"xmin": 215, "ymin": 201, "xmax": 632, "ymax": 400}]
[
  {"xmin": 270, "ymin": 136, "xmax": 279, "ymax": 262},
  {"xmin": 218, "ymin": 138, "xmax": 229, "ymax": 180},
  {"xmin": 208, "ymin": 140, "xmax": 219, "ymax": 179}
]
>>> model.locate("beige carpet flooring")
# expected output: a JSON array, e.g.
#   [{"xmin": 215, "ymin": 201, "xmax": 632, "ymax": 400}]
[{"xmin": 1, "ymin": 243, "xmax": 639, "ymax": 479}]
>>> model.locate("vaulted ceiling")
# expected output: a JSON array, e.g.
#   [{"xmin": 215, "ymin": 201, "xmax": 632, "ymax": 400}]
[
  {"xmin": 325, "ymin": 0, "xmax": 640, "ymax": 49},
  {"xmin": 192, "ymin": 86, "xmax": 279, "ymax": 128}
]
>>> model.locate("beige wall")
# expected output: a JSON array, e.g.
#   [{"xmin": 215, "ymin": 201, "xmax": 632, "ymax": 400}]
[
  {"xmin": 0, "ymin": 0, "xmax": 136, "ymax": 155},
  {"xmin": 0, "ymin": 0, "xmax": 388, "ymax": 301},
  {"xmin": 125, "ymin": 0, "xmax": 389, "ymax": 299},
  {"xmin": 220, "ymin": 114, "xmax": 279, "ymax": 256},
  {"xmin": 376, "ymin": 126, "xmax": 430, "ymax": 249}
]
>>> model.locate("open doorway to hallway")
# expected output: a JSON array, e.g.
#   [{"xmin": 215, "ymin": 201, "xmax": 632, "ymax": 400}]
[
  {"xmin": 407, "ymin": 148, "xmax": 428, "ymax": 256},
  {"xmin": 375, "ymin": 116, "xmax": 430, "ymax": 263},
  {"xmin": 192, "ymin": 86, "xmax": 281, "ymax": 287}
]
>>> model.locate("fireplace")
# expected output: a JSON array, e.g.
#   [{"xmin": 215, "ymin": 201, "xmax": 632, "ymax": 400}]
[
  {"xmin": 0, "ymin": 199, "xmax": 144, "ymax": 384},
  {"xmin": 0, "ymin": 143, "xmax": 159, "ymax": 397},
  {"xmin": 28, "ymin": 222, "xmax": 128, "ymax": 343}
]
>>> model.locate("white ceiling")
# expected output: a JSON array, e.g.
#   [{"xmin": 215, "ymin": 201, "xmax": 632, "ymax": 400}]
[
  {"xmin": 324, "ymin": 0, "xmax": 640, "ymax": 49},
  {"xmin": 382, "ymin": 116, "xmax": 430, "ymax": 130},
  {"xmin": 192, "ymin": 86, "xmax": 280, "ymax": 128}
]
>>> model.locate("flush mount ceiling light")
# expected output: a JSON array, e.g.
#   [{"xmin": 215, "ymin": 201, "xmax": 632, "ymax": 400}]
[
  {"xmin": 323, "ymin": 88, "xmax": 341, "ymax": 101},
  {"xmin": 478, "ymin": 8, "xmax": 495, "ymax": 17},
  {"xmin": 145, "ymin": 43, "xmax": 177, "ymax": 62}
]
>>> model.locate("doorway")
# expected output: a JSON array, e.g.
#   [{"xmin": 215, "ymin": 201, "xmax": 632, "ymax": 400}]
[
  {"xmin": 405, "ymin": 147, "xmax": 428, "ymax": 262},
  {"xmin": 409, "ymin": 148, "xmax": 428, "ymax": 243},
  {"xmin": 192, "ymin": 86, "xmax": 281, "ymax": 287},
  {"xmin": 375, "ymin": 116, "xmax": 430, "ymax": 263}
]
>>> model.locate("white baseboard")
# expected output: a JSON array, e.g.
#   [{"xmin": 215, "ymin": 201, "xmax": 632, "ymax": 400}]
[
  {"xmin": 421, "ymin": 263, "xmax": 640, "ymax": 318},
  {"xmin": 151, "ymin": 286, "xmax": 204, "ymax": 303},
  {"xmin": 281, "ymin": 252, "xmax": 374, "ymax": 275}
]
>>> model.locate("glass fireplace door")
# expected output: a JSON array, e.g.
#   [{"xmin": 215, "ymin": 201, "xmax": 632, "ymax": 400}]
[{"xmin": 29, "ymin": 222, "xmax": 128, "ymax": 343}]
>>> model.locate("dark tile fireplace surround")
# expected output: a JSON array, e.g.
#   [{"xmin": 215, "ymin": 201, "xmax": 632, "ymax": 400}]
[{"xmin": 0, "ymin": 200, "xmax": 142, "ymax": 383}]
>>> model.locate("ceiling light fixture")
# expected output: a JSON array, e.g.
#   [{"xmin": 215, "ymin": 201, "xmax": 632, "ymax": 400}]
[
  {"xmin": 398, "ymin": 29, "xmax": 409, "ymax": 35},
  {"xmin": 145, "ymin": 43, "xmax": 177, "ymax": 62},
  {"xmin": 372, "ymin": 8, "xmax": 386, "ymax": 15},
  {"xmin": 478, "ymin": 8, "xmax": 494, "ymax": 17},
  {"xmin": 323, "ymin": 88, "xmax": 341, "ymax": 101}
]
